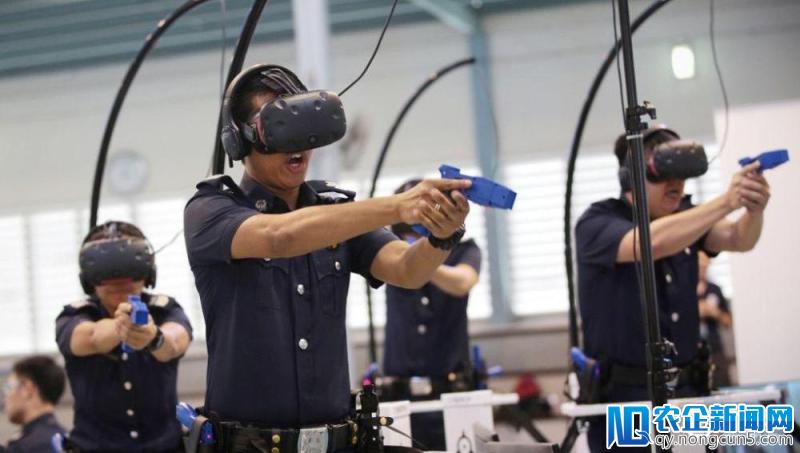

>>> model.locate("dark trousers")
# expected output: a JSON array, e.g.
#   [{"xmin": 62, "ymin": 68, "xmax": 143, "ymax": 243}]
[
  {"xmin": 586, "ymin": 384, "xmax": 697, "ymax": 453},
  {"xmin": 410, "ymin": 412, "xmax": 446, "ymax": 451}
]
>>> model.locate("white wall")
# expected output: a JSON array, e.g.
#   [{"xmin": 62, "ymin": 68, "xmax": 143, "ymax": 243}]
[{"xmin": 717, "ymin": 99, "xmax": 800, "ymax": 385}]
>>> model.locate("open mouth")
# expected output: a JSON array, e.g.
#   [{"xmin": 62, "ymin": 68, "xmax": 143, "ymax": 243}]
[{"xmin": 285, "ymin": 152, "xmax": 307, "ymax": 173}]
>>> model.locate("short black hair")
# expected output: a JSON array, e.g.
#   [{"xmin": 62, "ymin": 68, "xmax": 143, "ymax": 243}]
[
  {"xmin": 231, "ymin": 76, "xmax": 279, "ymax": 127},
  {"xmin": 83, "ymin": 220, "xmax": 147, "ymax": 244},
  {"xmin": 12, "ymin": 356, "xmax": 66, "ymax": 405},
  {"xmin": 613, "ymin": 127, "xmax": 680, "ymax": 166},
  {"xmin": 394, "ymin": 178, "xmax": 423, "ymax": 195}
]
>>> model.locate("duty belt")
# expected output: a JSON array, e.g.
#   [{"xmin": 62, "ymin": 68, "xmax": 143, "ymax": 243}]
[{"xmin": 217, "ymin": 421, "xmax": 356, "ymax": 453}]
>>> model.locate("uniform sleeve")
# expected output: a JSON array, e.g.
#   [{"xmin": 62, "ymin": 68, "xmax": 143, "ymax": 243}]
[
  {"xmin": 457, "ymin": 241, "xmax": 482, "ymax": 274},
  {"xmin": 159, "ymin": 298, "xmax": 194, "ymax": 341},
  {"xmin": 184, "ymin": 191, "xmax": 259, "ymax": 266},
  {"xmin": 55, "ymin": 307, "xmax": 93, "ymax": 357},
  {"xmin": 348, "ymin": 227, "xmax": 400, "ymax": 288},
  {"xmin": 575, "ymin": 206, "xmax": 633, "ymax": 268}
]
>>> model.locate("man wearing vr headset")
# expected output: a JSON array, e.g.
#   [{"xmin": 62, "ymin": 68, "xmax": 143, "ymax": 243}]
[
  {"xmin": 380, "ymin": 178, "xmax": 482, "ymax": 451},
  {"xmin": 55, "ymin": 221, "xmax": 193, "ymax": 452},
  {"xmin": 183, "ymin": 65, "xmax": 471, "ymax": 451},
  {"xmin": 575, "ymin": 126, "xmax": 771, "ymax": 452}
]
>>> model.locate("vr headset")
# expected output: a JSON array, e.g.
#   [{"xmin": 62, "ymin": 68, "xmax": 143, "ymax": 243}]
[
  {"xmin": 220, "ymin": 64, "xmax": 347, "ymax": 161},
  {"xmin": 616, "ymin": 126, "xmax": 709, "ymax": 191},
  {"xmin": 78, "ymin": 221, "xmax": 156, "ymax": 295}
]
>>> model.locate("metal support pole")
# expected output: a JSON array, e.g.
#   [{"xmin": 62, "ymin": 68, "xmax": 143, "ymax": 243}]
[
  {"xmin": 469, "ymin": 22, "xmax": 514, "ymax": 323},
  {"xmin": 292, "ymin": 0, "xmax": 340, "ymax": 182},
  {"xmin": 615, "ymin": 2, "xmax": 671, "ymax": 446}
]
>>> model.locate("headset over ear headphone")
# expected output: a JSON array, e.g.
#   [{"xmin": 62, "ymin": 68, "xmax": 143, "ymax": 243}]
[
  {"xmin": 78, "ymin": 221, "xmax": 156, "ymax": 295},
  {"xmin": 615, "ymin": 125, "xmax": 708, "ymax": 192},
  {"xmin": 220, "ymin": 64, "xmax": 347, "ymax": 161}
]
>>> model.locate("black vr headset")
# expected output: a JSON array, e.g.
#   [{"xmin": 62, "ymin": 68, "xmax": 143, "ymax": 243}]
[
  {"xmin": 220, "ymin": 64, "xmax": 347, "ymax": 161},
  {"xmin": 78, "ymin": 221, "xmax": 156, "ymax": 295},
  {"xmin": 616, "ymin": 125, "xmax": 709, "ymax": 191}
]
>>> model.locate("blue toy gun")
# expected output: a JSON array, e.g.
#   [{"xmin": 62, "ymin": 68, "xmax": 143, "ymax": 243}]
[
  {"xmin": 412, "ymin": 164, "xmax": 517, "ymax": 237},
  {"xmin": 122, "ymin": 295, "xmax": 148, "ymax": 353},
  {"xmin": 738, "ymin": 149, "xmax": 789, "ymax": 171},
  {"xmin": 177, "ymin": 402, "xmax": 215, "ymax": 445},
  {"xmin": 570, "ymin": 347, "xmax": 600, "ymax": 380}
]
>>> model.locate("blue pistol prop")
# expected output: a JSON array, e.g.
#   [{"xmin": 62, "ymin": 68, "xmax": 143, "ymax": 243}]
[
  {"xmin": 177, "ymin": 402, "xmax": 215, "ymax": 445},
  {"xmin": 738, "ymin": 149, "xmax": 789, "ymax": 171},
  {"xmin": 121, "ymin": 295, "xmax": 148, "ymax": 353},
  {"xmin": 412, "ymin": 164, "xmax": 517, "ymax": 237}
]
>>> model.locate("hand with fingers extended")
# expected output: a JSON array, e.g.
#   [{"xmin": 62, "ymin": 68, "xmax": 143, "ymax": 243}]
[
  {"xmin": 395, "ymin": 178, "xmax": 471, "ymax": 239},
  {"xmin": 727, "ymin": 161, "xmax": 771, "ymax": 214}
]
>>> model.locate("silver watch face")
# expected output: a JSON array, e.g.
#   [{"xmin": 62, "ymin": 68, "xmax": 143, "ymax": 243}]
[{"xmin": 108, "ymin": 150, "xmax": 149, "ymax": 196}]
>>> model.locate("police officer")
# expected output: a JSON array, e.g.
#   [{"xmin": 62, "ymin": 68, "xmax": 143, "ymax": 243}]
[
  {"xmin": 183, "ymin": 65, "xmax": 471, "ymax": 452},
  {"xmin": 55, "ymin": 221, "xmax": 193, "ymax": 452},
  {"xmin": 575, "ymin": 126, "xmax": 771, "ymax": 452},
  {"xmin": 1, "ymin": 356, "xmax": 66, "ymax": 453},
  {"xmin": 382, "ymin": 179, "xmax": 482, "ymax": 450},
  {"xmin": 697, "ymin": 251, "xmax": 733, "ymax": 387}
]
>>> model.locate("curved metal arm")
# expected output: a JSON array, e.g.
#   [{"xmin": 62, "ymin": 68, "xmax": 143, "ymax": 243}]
[
  {"xmin": 368, "ymin": 57, "xmax": 476, "ymax": 198},
  {"xmin": 90, "ymin": 0, "xmax": 212, "ymax": 229},
  {"xmin": 364, "ymin": 57, "xmax": 476, "ymax": 364},
  {"xmin": 563, "ymin": 0, "xmax": 673, "ymax": 348},
  {"xmin": 211, "ymin": 0, "xmax": 269, "ymax": 175}
]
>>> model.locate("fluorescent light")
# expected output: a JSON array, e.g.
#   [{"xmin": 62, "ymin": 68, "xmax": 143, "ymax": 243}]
[{"xmin": 671, "ymin": 45, "xmax": 695, "ymax": 80}]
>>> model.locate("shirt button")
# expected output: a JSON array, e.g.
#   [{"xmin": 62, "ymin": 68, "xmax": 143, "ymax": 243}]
[
  {"xmin": 127, "ymin": 409, "xmax": 135, "ymax": 417},
  {"xmin": 264, "ymin": 257, "xmax": 271, "ymax": 262},
  {"xmin": 417, "ymin": 324, "xmax": 427, "ymax": 335},
  {"xmin": 334, "ymin": 260, "xmax": 341, "ymax": 271},
  {"xmin": 297, "ymin": 284, "xmax": 305, "ymax": 295},
  {"xmin": 298, "ymin": 338, "xmax": 309, "ymax": 350},
  {"xmin": 130, "ymin": 430, "xmax": 139, "ymax": 439},
  {"xmin": 420, "ymin": 296, "xmax": 430, "ymax": 306},
  {"xmin": 665, "ymin": 274, "xmax": 673, "ymax": 284},
  {"xmin": 255, "ymin": 199, "xmax": 267, "ymax": 211},
  {"xmin": 121, "ymin": 352, "xmax": 128, "ymax": 361},
  {"xmin": 671, "ymin": 312, "xmax": 680, "ymax": 322},
  {"xmin": 684, "ymin": 247, "xmax": 691, "ymax": 255},
  {"xmin": 123, "ymin": 381, "xmax": 132, "ymax": 391}
]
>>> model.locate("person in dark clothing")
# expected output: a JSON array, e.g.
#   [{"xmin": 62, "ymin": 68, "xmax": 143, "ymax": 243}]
[
  {"xmin": 55, "ymin": 221, "xmax": 193, "ymax": 452},
  {"xmin": 382, "ymin": 179, "xmax": 483, "ymax": 451},
  {"xmin": 1, "ymin": 355, "xmax": 66, "ymax": 453},
  {"xmin": 576, "ymin": 126, "xmax": 771, "ymax": 452},
  {"xmin": 697, "ymin": 250, "xmax": 733, "ymax": 387}
]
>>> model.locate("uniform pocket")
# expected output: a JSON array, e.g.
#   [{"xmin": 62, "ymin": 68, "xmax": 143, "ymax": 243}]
[
  {"xmin": 312, "ymin": 245, "xmax": 350, "ymax": 318},
  {"xmin": 256, "ymin": 258, "xmax": 291, "ymax": 311}
]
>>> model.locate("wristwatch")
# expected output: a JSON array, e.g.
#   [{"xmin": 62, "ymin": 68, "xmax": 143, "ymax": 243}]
[
  {"xmin": 147, "ymin": 327, "xmax": 165, "ymax": 352},
  {"xmin": 427, "ymin": 225, "xmax": 466, "ymax": 251}
]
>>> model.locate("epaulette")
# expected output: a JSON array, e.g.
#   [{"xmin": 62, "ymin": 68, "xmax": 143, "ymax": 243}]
[
  {"xmin": 69, "ymin": 299, "xmax": 92, "ymax": 309},
  {"xmin": 307, "ymin": 180, "xmax": 356, "ymax": 204},
  {"xmin": 192, "ymin": 174, "xmax": 253, "ymax": 208},
  {"xmin": 147, "ymin": 294, "xmax": 172, "ymax": 308}
]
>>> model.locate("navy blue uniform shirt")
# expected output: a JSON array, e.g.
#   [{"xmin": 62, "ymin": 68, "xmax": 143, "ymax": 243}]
[
  {"xmin": 55, "ymin": 292, "xmax": 193, "ymax": 452},
  {"xmin": 383, "ymin": 239, "xmax": 481, "ymax": 377},
  {"xmin": 699, "ymin": 282, "xmax": 729, "ymax": 352},
  {"xmin": 575, "ymin": 195, "xmax": 715, "ymax": 368},
  {"xmin": 4, "ymin": 413, "xmax": 64, "ymax": 453},
  {"xmin": 183, "ymin": 174, "xmax": 396, "ymax": 427}
]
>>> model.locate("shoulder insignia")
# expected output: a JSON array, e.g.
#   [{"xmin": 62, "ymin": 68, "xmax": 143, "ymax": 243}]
[
  {"xmin": 69, "ymin": 299, "xmax": 91, "ymax": 309},
  {"xmin": 148, "ymin": 294, "xmax": 171, "ymax": 308}
]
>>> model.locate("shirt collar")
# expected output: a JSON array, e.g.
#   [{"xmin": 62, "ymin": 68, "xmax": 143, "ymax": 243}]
[
  {"xmin": 239, "ymin": 173, "xmax": 319, "ymax": 213},
  {"xmin": 23, "ymin": 412, "xmax": 57, "ymax": 435}
]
